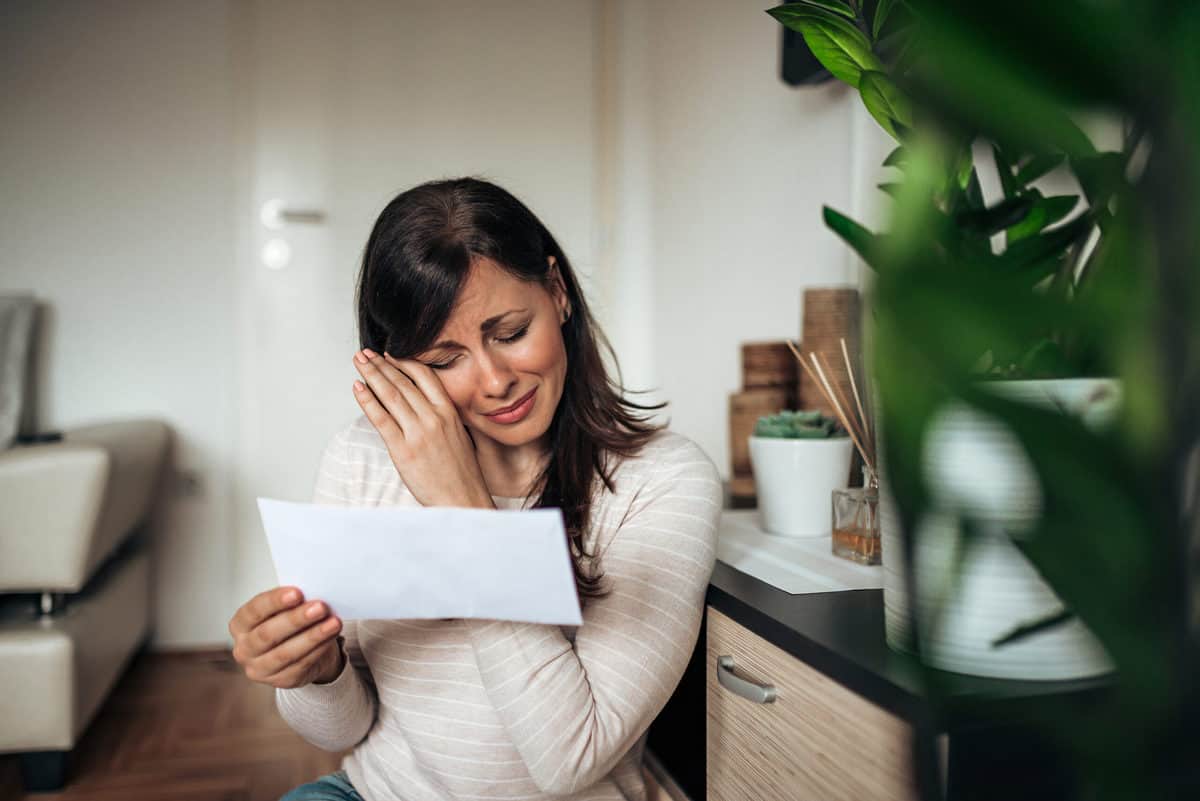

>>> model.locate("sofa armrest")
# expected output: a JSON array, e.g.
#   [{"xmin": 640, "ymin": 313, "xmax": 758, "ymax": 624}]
[
  {"xmin": 0, "ymin": 419, "xmax": 170, "ymax": 592},
  {"xmin": 0, "ymin": 441, "xmax": 109, "ymax": 592}
]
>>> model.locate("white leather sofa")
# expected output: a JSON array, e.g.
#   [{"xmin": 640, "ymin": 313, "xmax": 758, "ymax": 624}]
[{"xmin": 0, "ymin": 419, "xmax": 170, "ymax": 792}]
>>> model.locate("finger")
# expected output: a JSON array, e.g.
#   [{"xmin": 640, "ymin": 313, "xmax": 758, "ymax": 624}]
[
  {"xmin": 229, "ymin": 586, "xmax": 303, "ymax": 638},
  {"xmin": 384, "ymin": 354, "xmax": 455, "ymax": 413},
  {"xmin": 237, "ymin": 599, "xmax": 331, "ymax": 662},
  {"xmin": 354, "ymin": 351, "xmax": 420, "ymax": 430},
  {"xmin": 353, "ymin": 378, "xmax": 408, "ymax": 444},
  {"xmin": 366, "ymin": 349, "xmax": 439, "ymax": 424},
  {"xmin": 263, "ymin": 636, "xmax": 340, "ymax": 689},
  {"xmin": 248, "ymin": 614, "xmax": 342, "ymax": 683}
]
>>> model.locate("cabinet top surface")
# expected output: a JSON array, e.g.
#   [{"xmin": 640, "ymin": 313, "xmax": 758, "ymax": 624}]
[{"xmin": 705, "ymin": 560, "xmax": 1110, "ymax": 727}]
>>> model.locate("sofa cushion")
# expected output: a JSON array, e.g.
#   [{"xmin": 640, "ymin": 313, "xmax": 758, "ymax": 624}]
[{"xmin": 0, "ymin": 419, "xmax": 170, "ymax": 592}]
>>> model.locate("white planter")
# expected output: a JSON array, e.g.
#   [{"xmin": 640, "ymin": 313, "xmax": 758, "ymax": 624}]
[
  {"xmin": 749, "ymin": 435, "xmax": 854, "ymax": 537},
  {"xmin": 879, "ymin": 378, "xmax": 1120, "ymax": 680}
]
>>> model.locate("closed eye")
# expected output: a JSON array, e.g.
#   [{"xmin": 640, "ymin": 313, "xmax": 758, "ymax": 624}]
[
  {"xmin": 497, "ymin": 326, "xmax": 528, "ymax": 344},
  {"xmin": 426, "ymin": 326, "xmax": 528, "ymax": 370}
]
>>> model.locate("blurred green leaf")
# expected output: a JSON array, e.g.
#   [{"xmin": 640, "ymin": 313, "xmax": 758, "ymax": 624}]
[
  {"xmin": 883, "ymin": 145, "xmax": 908, "ymax": 168},
  {"xmin": 906, "ymin": 2, "xmax": 1149, "ymax": 109},
  {"xmin": 1017, "ymin": 338, "xmax": 1071, "ymax": 377},
  {"xmin": 1071, "ymin": 152, "xmax": 1126, "ymax": 206},
  {"xmin": 873, "ymin": 0, "xmax": 897, "ymax": 40},
  {"xmin": 823, "ymin": 205, "xmax": 881, "ymax": 270},
  {"xmin": 904, "ymin": 17, "xmax": 1098, "ymax": 157},
  {"xmin": 874, "ymin": 251, "xmax": 1069, "ymax": 377},
  {"xmin": 767, "ymin": 5, "xmax": 883, "ymax": 86},
  {"xmin": 956, "ymin": 195, "xmax": 1034, "ymax": 235},
  {"xmin": 1016, "ymin": 152, "xmax": 1066, "ymax": 184},
  {"xmin": 963, "ymin": 168, "xmax": 985, "ymax": 210},
  {"xmin": 992, "ymin": 143, "xmax": 1019, "ymax": 199},
  {"xmin": 787, "ymin": 0, "xmax": 856, "ymax": 20},
  {"xmin": 997, "ymin": 214, "xmax": 1093, "ymax": 270},
  {"xmin": 954, "ymin": 147, "xmax": 974, "ymax": 191},
  {"xmin": 1007, "ymin": 194, "xmax": 1079, "ymax": 243},
  {"xmin": 878, "ymin": 182, "xmax": 903, "ymax": 199},
  {"xmin": 859, "ymin": 71, "xmax": 913, "ymax": 141}
]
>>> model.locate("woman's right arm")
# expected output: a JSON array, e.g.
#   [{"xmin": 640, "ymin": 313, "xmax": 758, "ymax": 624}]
[
  {"xmin": 232, "ymin": 427, "xmax": 379, "ymax": 752},
  {"xmin": 274, "ymin": 616, "xmax": 378, "ymax": 752}
]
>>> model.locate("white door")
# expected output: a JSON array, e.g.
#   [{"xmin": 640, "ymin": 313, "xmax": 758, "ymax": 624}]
[{"xmin": 229, "ymin": 0, "xmax": 602, "ymax": 608}]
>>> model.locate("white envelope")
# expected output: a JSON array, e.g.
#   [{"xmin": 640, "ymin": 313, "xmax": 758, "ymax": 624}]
[{"xmin": 257, "ymin": 498, "xmax": 582, "ymax": 626}]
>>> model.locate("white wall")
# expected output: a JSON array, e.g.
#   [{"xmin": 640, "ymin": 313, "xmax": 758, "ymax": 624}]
[
  {"xmin": 637, "ymin": 0, "xmax": 863, "ymax": 478},
  {"xmin": 2, "ymin": 0, "xmax": 873, "ymax": 646},
  {"xmin": 0, "ymin": 0, "xmax": 238, "ymax": 647}
]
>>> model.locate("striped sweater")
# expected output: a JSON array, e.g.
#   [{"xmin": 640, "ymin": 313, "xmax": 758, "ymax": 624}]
[{"xmin": 276, "ymin": 415, "xmax": 722, "ymax": 801}]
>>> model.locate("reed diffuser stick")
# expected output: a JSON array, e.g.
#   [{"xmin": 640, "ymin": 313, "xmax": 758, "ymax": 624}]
[
  {"xmin": 810, "ymin": 354, "xmax": 874, "ymax": 474},
  {"xmin": 840, "ymin": 337, "xmax": 873, "ymax": 453},
  {"xmin": 787, "ymin": 340, "xmax": 875, "ymax": 474},
  {"xmin": 815, "ymin": 351, "xmax": 870, "ymax": 453}
]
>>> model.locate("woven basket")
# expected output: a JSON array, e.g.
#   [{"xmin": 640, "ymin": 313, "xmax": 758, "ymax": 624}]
[
  {"xmin": 799, "ymin": 287, "xmax": 861, "ymax": 418},
  {"xmin": 728, "ymin": 388, "xmax": 790, "ymax": 476},
  {"xmin": 740, "ymin": 341, "xmax": 798, "ymax": 391}
]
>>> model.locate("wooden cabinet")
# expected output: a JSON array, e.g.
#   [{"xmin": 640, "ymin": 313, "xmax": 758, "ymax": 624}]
[{"xmin": 706, "ymin": 606, "xmax": 918, "ymax": 801}]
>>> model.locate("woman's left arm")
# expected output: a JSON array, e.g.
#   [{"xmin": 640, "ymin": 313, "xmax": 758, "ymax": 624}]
[{"xmin": 461, "ymin": 438, "xmax": 722, "ymax": 797}]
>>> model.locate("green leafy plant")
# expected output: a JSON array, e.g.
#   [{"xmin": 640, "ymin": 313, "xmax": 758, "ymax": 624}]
[
  {"xmin": 752, "ymin": 410, "xmax": 843, "ymax": 439},
  {"xmin": 768, "ymin": 0, "xmax": 1135, "ymax": 380},
  {"xmin": 769, "ymin": 1, "xmax": 1199, "ymax": 799}
]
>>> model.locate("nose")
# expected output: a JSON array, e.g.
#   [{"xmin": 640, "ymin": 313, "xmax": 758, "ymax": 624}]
[{"xmin": 476, "ymin": 350, "xmax": 518, "ymax": 399}]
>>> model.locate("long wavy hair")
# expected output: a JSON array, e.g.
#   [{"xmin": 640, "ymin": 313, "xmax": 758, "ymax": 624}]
[{"xmin": 355, "ymin": 177, "xmax": 666, "ymax": 597}]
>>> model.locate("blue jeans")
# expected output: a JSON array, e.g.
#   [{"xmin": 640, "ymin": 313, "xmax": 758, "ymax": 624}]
[{"xmin": 280, "ymin": 770, "xmax": 365, "ymax": 801}]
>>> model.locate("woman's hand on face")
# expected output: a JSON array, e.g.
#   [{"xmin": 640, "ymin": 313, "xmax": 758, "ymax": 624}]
[
  {"xmin": 228, "ymin": 587, "xmax": 345, "ymax": 689},
  {"xmin": 351, "ymin": 348, "xmax": 495, "ymax": 509}
]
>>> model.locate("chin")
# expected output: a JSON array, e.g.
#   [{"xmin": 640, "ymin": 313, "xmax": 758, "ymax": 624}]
[
  {"xmin": 485, "ymin": 417, "xmax": 551, "ymax": 446},
  {"xmin": 468, "ymin": 403, "xmax": 549, "ymax": 445}
]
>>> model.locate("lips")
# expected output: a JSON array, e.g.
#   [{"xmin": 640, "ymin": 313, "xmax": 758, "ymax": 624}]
[{"xmin": 484, "ymin": 388, "xmax": 537, "ymax": 419}]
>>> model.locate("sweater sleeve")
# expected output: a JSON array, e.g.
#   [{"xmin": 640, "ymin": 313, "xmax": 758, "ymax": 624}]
[
  {"xmin": 274, "ymin": 427, "xmax": 380, "ymax": 752},
  {"xmin": 461, "ymin": 438, "xmax": 722, "ymax": 797}
]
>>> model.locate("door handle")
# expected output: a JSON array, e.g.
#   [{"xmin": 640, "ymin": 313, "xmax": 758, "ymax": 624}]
[
  {"xmin": 260, "ymin": 198, "xmax": 327, "ymax": 229},
  {"xmin": 716, "ymin": 655, "xmax": 777, "ymax": 703}
]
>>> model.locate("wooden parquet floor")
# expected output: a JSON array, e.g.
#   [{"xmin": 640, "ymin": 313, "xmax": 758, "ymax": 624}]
[{"xmin": 0, "ymin": 650, "xmax": 348, "ymax": 801}]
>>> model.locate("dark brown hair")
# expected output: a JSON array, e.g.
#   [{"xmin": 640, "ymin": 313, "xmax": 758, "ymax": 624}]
[{"xmin": 356, "ymin": 177, "xmax": 666, "ymax": 597}]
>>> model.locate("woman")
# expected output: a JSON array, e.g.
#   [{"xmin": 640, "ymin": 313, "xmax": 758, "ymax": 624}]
[{"xmin": 228, "ymin": 178, "xmax": 722, "ymax": 801}]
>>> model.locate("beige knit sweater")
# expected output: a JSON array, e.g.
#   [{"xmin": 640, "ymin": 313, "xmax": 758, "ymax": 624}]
[{"xmin": 276, "ymin": 415, "xmax": 722, "ymax": 801}]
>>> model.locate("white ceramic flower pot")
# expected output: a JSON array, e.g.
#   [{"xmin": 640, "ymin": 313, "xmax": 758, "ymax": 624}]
[
  {"xmin": 748, "ymin": 435, "xmax": 854, "ymax": 537},
  {"xmin": 879, "ymin": 378, "xmax": 1120, "ymax": 680}
]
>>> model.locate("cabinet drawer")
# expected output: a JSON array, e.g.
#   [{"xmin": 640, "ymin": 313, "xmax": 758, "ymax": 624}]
[{"xmin": 707, "ymin": 606, "xmax": 917, "ymax": 801}]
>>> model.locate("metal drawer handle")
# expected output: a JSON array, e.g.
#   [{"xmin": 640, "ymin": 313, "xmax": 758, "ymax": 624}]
[{"xmin": 717, "ymin": 655, "xmax": 777, "ymax": 703}]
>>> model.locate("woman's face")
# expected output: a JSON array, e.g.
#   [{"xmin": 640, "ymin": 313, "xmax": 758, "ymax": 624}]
[{"xmin": 413, "ymin": 256, "xmax": 570, "ymax": 449}]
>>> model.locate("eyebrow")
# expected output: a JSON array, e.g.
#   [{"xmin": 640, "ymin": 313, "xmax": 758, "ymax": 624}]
[{"xmin": 427, "ymin": 308, "xmax": 528, "ymax": 351}]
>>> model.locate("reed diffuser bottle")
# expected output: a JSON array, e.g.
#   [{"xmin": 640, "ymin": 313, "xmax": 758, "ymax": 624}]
[{"xmin": 831, "ymin": 466, "xmax": 880, "ymax": 565}]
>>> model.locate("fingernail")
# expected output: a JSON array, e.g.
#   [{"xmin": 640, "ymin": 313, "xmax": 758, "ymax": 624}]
[
  {"xmin": 283, "ymin": 590, "xmax": 300, "ymax": 604},
  {"xmin": 305, "ymin": 602, "xmax": 324, "ymax": 619},
  {"xmin": 362, "ymin": 348, "xmax": 377, "ymax": 359},
  {"xmin": 354, "ymin": 351, "xmax": 368, "ymax": 364},
  {"xmin": 322, "ymin": 618, "xmax": 340, "ymax": 633}
]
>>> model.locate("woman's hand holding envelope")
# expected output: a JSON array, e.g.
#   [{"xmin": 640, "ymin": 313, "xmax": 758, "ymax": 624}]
[
  {"xmin": 228, "ymin": 586, "xmax": 345, "ymax": 688},
  {"xmin": 351, "ymin": 348, "xmax": 496, "ymax": 509}
]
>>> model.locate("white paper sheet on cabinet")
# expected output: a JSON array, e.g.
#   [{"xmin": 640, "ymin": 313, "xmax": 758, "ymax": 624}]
[
  {"xmin": 717, "ymin": 510, "xmax": 883, "ymax": 594},
  {"xmin": 257, "ymin": 498, "xmax": 582, "ymax": 625}
]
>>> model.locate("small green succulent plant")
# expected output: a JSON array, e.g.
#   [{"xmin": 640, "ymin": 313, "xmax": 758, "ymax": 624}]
[{"xmin": 753, "ymin": 410, "xmax": 844, "ymax": 439}]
